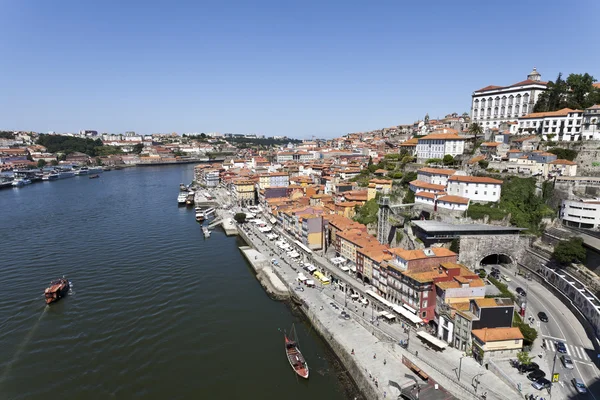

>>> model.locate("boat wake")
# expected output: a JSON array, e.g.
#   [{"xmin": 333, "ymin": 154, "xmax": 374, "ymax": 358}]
[{"xmin": 0, "ymin": 307, "xmax": 48, "ymax": 388}]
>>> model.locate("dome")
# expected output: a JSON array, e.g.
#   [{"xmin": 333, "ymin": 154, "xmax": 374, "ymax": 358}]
[{"xmin": 527, "ymin": 67, "xmax": 541, "ymax": 81}]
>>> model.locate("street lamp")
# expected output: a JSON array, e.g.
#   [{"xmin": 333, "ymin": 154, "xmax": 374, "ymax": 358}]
[
  {"xmin": 549, "ymin": 350, "xmax": 558, "ymax": 398},
  {"xmin": 458, "ymin": 356, "xmax": 464, "ymax": 381}
]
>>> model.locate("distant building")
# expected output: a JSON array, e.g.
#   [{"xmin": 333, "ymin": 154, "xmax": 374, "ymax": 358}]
[
  {"xmin": 582, "ymin": 104, "xmax": 600, "ymax": 140},
  {"xmin": 518, "ymin": 108, "xmax": 585, "ymax": 141},
  {"xmin": 560, "ymin": 199, "xmax": 600, "ymax": 230},
  {"xmin": 471, "ymin": 68, "xmax": 547, "ymax": 130},
  {"xmin": 416, "ymin": 130, "xmax": 466, "ymax": 162},
  {"xmin": 446, "ymin": 175, "xmax": 503, "ymax": 203}
]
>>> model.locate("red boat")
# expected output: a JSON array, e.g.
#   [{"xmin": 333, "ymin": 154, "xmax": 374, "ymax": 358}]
[
  {"xmin": 44, "ymin": 277, "xmax": 70, "ymax": 304},
  {"xmin": 284, "ymin": 325, "xmax": 309, "ymax": 379}
]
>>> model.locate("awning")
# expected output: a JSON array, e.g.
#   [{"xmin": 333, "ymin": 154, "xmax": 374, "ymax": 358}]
[
  {"xmin": 297, "ymin": 273, "xmax": 307, "ymax": 282},
  {"xmin": 416, "ymin": 331, "xmax": 448, "ymax": 349},
  {"xmin": 403, "ymin": 304, "xmax": 418, "ymax": 314},
  {"xmin": 269, "ymin": 217, "xmax": 277, "ymax": 224},
  {"xmin": 306, "ymin": 280, "xmax": 315, "ymax": 286},
  {"xmin": 392, "ymin": 305, "xmax": 423, "ymax": 325},
  {"xmin": 365, "ymin": 290, "xmax": 395, "ymax": 309}
]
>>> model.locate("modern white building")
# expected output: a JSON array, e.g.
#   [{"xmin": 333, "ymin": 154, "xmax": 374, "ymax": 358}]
[
  {"xmin": 446, "ymin": 176, "xmax": 503, "ymax": 203},
  {"xmin": 560, "ymin": 199, "xmax": 600, "ymax": 230},
  {"xmin": 582, "ymin": 104, "xmax": 600, "ymax": 140},
  {"xmin": 517, "ymin": 108, "xmax": 584, "ymax": 141},
  {"xmin": 471, "ymin": 68, "xmax": 548, "ymax": 130},
  {"xmin": 416, "ymin": 130, "xmax": 466, "ymax": 162},
  {"xmin": 203, "ymin": 170, "xmax": 220, "ymax": 188},
  {"xmin": 414, "ymin": 192, "xmax": 470, "ymax": 211}
]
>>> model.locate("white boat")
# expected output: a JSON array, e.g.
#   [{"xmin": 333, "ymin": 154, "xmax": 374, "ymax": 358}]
[
  {"xmin": 42, "ymin": 172, "xmax": 60, "ymax": 181},
  {"xmin": 88, "ymin": 166, "xmax": 103, "ymax": 174},
  {"xmin": 177, "ymin": 192, "xmax": 188, "ymax": 205},
  {"xmin": 58, "ymin": 171, "xmax": 75, "ymax": 179},
  {"xmin": 202, "ymin": 226, "xmax": 211, "ymax": 237},
  {"xmin": 74, "ymin": 167, "xmax": 89, "ymax": 175},
  {"xmin": 12, "ymin": 178, "xmax": 32, "ymax": 187}
]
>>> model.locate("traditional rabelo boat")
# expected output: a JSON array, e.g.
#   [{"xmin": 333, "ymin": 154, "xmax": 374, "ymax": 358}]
[
  {"xmin": 44, "ymin": 277, "xmax": 70, "ymax": 304},
  {"xmin": 284, "ymin": 324, "xmax": 309, "ymax": 379}
]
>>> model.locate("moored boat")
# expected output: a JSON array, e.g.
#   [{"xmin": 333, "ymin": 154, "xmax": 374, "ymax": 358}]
[
  {"xmin": 284, "ymin": 324, "xmax": 309, "ymax": 379},
  {"xmin": 74, "ymin": 167, "xmax": 89, "ymax": 175},
  {"xmin": 12, "ymin": 178, "xmax": 32, "ymax": 187},
  {"xmin": 186, "ymin": 191, "xmax": 195, "ymax": 206},
  {"xmin": 202, "ymin": 225, "xmax": 211, "ymax": 237},
  {"xmin": 88, "ymin": 166, "xmax": 103, "ymax": 174},
  {"xmin": 89, "ymin": 174, "xmax": 100, "ymax": 179},
  {"xmin": 44, "ymin": 277, "xmax": 71, "ymax": 304},
  {"xmin": 195, "ymin": 211, "xmax": 205, "ymax": 222},
  {"xmin": 177, "ymin": 192, "xmax": 188, "ymax": 205}
]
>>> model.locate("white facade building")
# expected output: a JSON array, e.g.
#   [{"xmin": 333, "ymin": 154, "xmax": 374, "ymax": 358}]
[
  {"xmin": 561, "ymin": 199, "xmax": 600, "ymax": 230},
  {"xmin": 471, "ymin": 68, "xmax": 548, "ymax": 130},
  {"xmin": 203, "ymin": 170, "xmax": 220, "ymax": 188},
  {"xmin": 416, "ymin": 130, "xmax": 466, "ymax": 162},
  {"xmin": 446, "ymin": 176, "xmax": 503, "ymax": 203},
  {"xmin": 416, "ymin": 167, "xmax": 458, "ymax": 186},
  {"xmin": 582, "ymin": 104, "xmax": 600, "ymax": 140},
  {"xmin": 517, "ymin": 108, "xmax": 584, "ymax": 141}
]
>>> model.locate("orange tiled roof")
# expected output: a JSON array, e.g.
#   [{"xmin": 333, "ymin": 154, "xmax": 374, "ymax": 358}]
[
  {"xmin": 520, "ymin": 108, "xmax": 582, "ymax": 119},
  {"xmin": 418, "ymin": 167, "xmax": 457, "ymax": 176},
  {"xmin": 419, "ymin": 133, "xmax": 466, "ymax": 141},
  {"xmin": 481, "ymin": 142, "xmax": 500, "ymax": 147},
  {"xmin": 472, "ymin": 327, "xmax": 523, "ymax": 342},
  {"xmin": 448, "ymin": 176, "xmax": 503, "ymax": 184},
  {"xmin": 549, "ymin": 159, "xmax": 577, "ymax": 165},
  {"xmin": 415, "ymin": 191, "xmax": 436, "ymax": 200},
  {"xmin": 437, "ymin": 195, "xmax": 469, "ymax": 205},
  {"xmin": 389, "ymin": 247, "xmax": 456, "ymax": 261},
  {"xmin": 409, "ymin": 180, "xmax": 446, "ymax": 191}
]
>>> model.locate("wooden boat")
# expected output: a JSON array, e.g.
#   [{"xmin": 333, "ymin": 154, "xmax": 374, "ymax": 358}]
[
  {"xmin": 284, "ymin": 325, "xmax": 309, "ymax": 379},
  {"xmin": 44, "ymin": 277, "xmax": 70, "ymax": 304},
  {"xmin": 89, "ymin": 174, "xmax": 100, "ymax": 179}
]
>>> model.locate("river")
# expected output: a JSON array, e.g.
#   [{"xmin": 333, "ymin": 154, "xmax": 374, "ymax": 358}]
[{"xmin": 0, "ymin": 165, "xmax": 356, "ymax": 400}]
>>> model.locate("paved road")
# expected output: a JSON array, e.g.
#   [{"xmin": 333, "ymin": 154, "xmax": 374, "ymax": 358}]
[{"xmin": 487, "ymin": 264, "xmax": 600, "ymax": 399}]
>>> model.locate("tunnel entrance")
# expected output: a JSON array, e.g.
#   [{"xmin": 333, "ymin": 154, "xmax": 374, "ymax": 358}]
[{"xmin": 480, "ymin": 254, "xmax": 513, "ymax": 266}]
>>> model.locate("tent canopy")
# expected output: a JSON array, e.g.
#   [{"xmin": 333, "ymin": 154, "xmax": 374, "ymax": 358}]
[{"xmin": 416, "ymin": 331, "xmax": 448, "ymax": 349}]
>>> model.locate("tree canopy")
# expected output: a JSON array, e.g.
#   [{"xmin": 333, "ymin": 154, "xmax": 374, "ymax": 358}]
[
  {"xmin": 37, "ymin": 135, "xmax": 104, "ymax": 156},
  {"xmin": 547, "ymin": 147, "xmax": 578, "ymax": 161},
  {"xmin": 552, "ymin": 238, "xmax": 586, "ymax": 265},
  {"xmin": 233, "ymin": 213, "xmax": 247, "ymax": 223},
  {"xmin": 534, "ymin": 72, "xmax": 600, "ymax": 112},
  {"xmin": 468, "ymin": 123, "xmax": 483, "ymax": 140},
  {"xmin": 354, "ymin": 198, "xmax": 379, "ymax": 225}
]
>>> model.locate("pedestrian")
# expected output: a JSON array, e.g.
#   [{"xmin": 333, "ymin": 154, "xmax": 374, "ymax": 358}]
[
  {"xmin": 384, "ymin": 391, "xmax": 386, "ymax": 398},
  {"xmin": 384, "ymin": 359, "xmax": 386, "ymax": 365},
  {"xmin": 351, "ymin": 348, "xmax": 355, "ymax": 355},
  {"xmin": 373, "ymin": 353, "xmax": 376, "ymax": 359}
]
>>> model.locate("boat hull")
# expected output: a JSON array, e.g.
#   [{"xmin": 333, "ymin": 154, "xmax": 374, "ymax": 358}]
[
  {"xmin": 44, "ymin": 279, "xmax": 70, "ymax": 304},
  {"xmin": 285, "ymin": 335, "xmax": 309, "ymax": 379}
]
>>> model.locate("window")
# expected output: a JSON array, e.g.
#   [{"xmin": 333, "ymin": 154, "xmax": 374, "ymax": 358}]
[
  {"xmin": 475, "ymin": 190, "xmax": 478, "ymax": 194},
  {"xmin": 422, "ymin": 300, "xmax": 428, "ymax": 308},
  {"xmin": 493, "ymin": 192, "xmax": 496, "ymax": 195},
  {"xmin": 465, "ymin": 190, "xmax": 468, "ymax": 194},
  {"xmin": 484, "ymin": 191, "xmax": 487, "ymax": 195},
  {"xmin": 422, "ymin": 311, "xmax": 427, "ymax": 318}
]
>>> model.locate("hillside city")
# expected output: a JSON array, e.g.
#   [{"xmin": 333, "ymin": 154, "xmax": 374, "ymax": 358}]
[{"xmin": 3, "ymin": 67, "xmax": 600, "ymax": 398}]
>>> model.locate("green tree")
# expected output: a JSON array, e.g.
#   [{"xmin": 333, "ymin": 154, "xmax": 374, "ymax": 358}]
[
  {"xmin": 552, "ymin": 238, "xmax": 586, "ymax": 265},
  {"xmin": 548, "ymin": 147, "xmax": 578, "ymax": 161},
  {"xmin": 425, "ymin": 158, "xmax": 443, "ymax": 164},
  {"xmin": 478, "ymin": 160, "xmax": 489, "ymax": 169},
  {"xmin": 354, "ymin": 199, "xmax": 379, "ymax": 225},
  {"xmin": 402, "ymin": 190, "xmax": 415, "ymax": 204},
  {"xmin": 132, "ymin": 143, "xmax": 144, "ymax": 154},
  {"xmin": 37, "ymin": 159, "xmax": 47, "ymax": 168},
  {"xmin": 233, "ymin": 213, "xmax": 247, "ymax": 223},
  {"xmin": 534, "ymin": 73, "xmax": 568, "ymax": 112},
  {"xmin": 400, "ymin": 171, "xmax": 417, "ymax": 186},
  {"xmin": 442, "ymin": 154, "xmax": 454, "ymax": 165},
  {"xmin": 517, "ymin": 351, "xmax": 534, "ymax": 366},
  {"xmin": 50, "ymin": 160, "xmax": 59, "ymax": 166},
  {"xmin": 566, "ymin": 73, "xmax": 597, "ymax": 109},
  {"xmin": 468, "ymin": 122, "xmax": 483, "ymax": 141},
  {"xmin": 449, "ymin": 238, "xmax": 460, "ymax": 254}
]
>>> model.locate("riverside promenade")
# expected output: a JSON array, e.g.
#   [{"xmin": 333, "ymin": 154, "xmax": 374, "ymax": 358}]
[
  {"xmin": 233, "ymin": 208, "xmax": 522, "ymax": 400},
  {"xmin": 237, "ymin": 224, "xmax": 463, "ymax": 400}
]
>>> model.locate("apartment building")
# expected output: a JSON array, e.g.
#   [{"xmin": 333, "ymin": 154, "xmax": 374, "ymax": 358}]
[
  {"xmin": 518, "ymin": 108, "xmax": 584, "ymax": 141},
  {"xmin": 416, "ymin": 167, "xmax": 457, "ymax": 186},
  {"xmin": 446, "ymin": 175, "xmax": 503, "ymax": 203},
  {"xmin": 258, "ymin": 172, "xmax": 290, "ymax": 189},
  {"xmin": 416, "ymin": 131, "xmax": 466, "ymax": 162},
  {"xmin": 232, "ymin": 179, "xmax": 256, "ymax": 206},
  {"xmin": 367, "ymin": 178, "xmax": 393, "ymax": 200}
]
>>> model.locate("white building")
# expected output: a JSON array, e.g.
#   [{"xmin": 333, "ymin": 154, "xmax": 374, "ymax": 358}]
[
  {"xmin": 471, "ymin": 68, "xmax": 547, "ymax": 130},
  {"xmin": 416, "ymin": 130, "xmax": 466, "ymax": 162},
  {"xmin": 582, "ymin": 104, "xmax": 600, "ymax": 140},
  {"xmin": 416, "ymin": 167, "xmax": 458, "ymax": 186},
  {"xmin": 446, "ymin": 176, "xmax": 503, "ymax": 203},
  {"xmin": 517, "ymin": 108, "xmax": 584, "ymax": 141},
  {"xmin": 561, "ymin": 199, "xmax": 600, "ymax": 230},
  {"xmin": 203, "ymin": 170, "xmax": 220, "ymax": 188}
]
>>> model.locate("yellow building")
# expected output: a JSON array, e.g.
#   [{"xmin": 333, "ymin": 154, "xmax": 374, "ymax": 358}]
[
  {"xmin": 233, "ymin": 179, "xmax": 256, "ymax": 206},
  {"xmin": 367, "ymin": 179, "xmax": 393, "ymax": 200},
  {"xmin": 471, "ymin": 327, "xmax": 523, "ymax": 364}
]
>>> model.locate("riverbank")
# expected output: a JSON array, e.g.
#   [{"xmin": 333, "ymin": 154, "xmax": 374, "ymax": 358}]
[
  {"xmin": 236, "ymin": 224, "xmax": 435, "ymax": 400},
  {"xmin": 239, "ymin": 246, "xmax": 289, "ymax": 300}
]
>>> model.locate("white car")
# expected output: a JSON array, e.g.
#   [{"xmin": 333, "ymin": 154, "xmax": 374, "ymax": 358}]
[{"xmin": 501, "ymin": 274, "xmax": 511, "ymax": 282}]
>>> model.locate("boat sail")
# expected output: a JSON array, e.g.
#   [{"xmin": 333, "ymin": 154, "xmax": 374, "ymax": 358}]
[{"xmin": 284, "ymin": 324, "xmax": 309, "ymax": 379}]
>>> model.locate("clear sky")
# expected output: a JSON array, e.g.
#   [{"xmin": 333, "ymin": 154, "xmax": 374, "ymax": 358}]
[{"xmin": 1, "ymin": 1, "xmax": 598, "ymax": 138}]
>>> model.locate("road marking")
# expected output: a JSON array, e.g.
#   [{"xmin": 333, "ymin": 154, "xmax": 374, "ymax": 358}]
[
  {"xmin": 565, "ymin": 344, "xmax": 571, "ymax": 356},
  {"xmin": 542, "ymin": 334, "xmax": 566, "ymax": 341},
  {"xmin": 574, "ymin": 360, "xmax": 595, "ymax": 366}
]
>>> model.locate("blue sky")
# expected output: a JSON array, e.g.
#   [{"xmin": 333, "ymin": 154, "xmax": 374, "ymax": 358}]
[{"xmin": 1, "ymin": 1, "xmax": 598, "ymax": 138}]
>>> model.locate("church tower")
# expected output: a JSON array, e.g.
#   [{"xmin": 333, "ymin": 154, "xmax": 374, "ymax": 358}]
[{"xmin": 527, "ymin": 67, "xmax": 541, "ymax": 82}]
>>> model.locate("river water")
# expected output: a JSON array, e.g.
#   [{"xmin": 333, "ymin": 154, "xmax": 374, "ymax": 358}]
[{"xmin": 0, "ymin": 165, "xmax": 355, "ymax": 400}]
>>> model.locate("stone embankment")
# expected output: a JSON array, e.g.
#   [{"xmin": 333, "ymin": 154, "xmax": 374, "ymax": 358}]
[{"xmin": 238, "ymin": 245, "xmax": 289, "ymax": 300}]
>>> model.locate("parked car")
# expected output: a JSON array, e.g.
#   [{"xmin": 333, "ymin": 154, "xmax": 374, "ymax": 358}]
[
  {"xmin": 560, "ymin": 355, "xmax": 574, "ymax": 369},
  {"xmin": 537, "ymin": 311, "xmax": 549, "ymax": 322},
  {"xmin": 501, "ymin": 274, "xmax": 512, "ymax": 282},
  {"xmin": 491, "ymin": 267, "xmax": 500, "ymax": 274},
  {"xmin": 572, "ymin": 377, "xmax": 588, "ymax": 394},
  {"xmin": 527, "ymin": 369, "xmax": 546, "ymax": 381},
  {"xmin": 518, "ymin": 362, "xmax": 539, "ymax": 373},
  {"xmin": 516, "ymin": 287, "xmax": 527, "ymax": 297},
  {"xmin": 556, "ymin": 341, "xmax": 567, "ymax": 354},
  {"xmin": 531, "ymin": 378, "xmax": 552, "ymax": 390}
]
